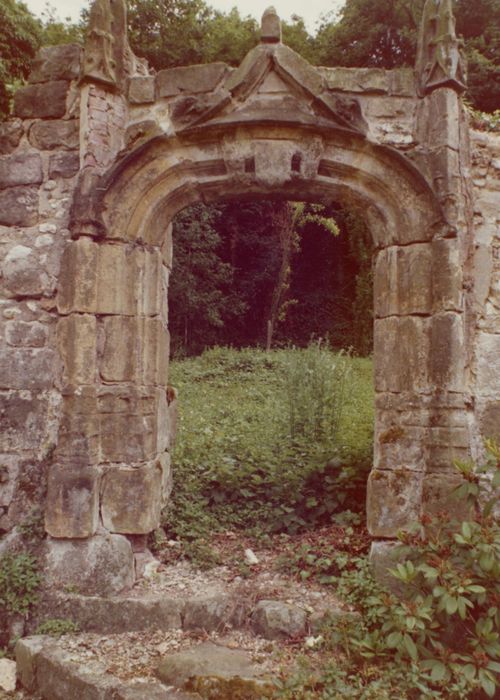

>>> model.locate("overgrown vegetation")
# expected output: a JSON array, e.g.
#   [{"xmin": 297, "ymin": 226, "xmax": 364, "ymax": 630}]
[
  {"xmin": 158, "ymin": 345, "xmax": 373, "ymax": 563},
  {"xmin": 0, "ymin": 552, "xmax": 40, "ymax": 616},
  {"xmin": 272, "ymin": 440, "xmax": 500, "ymax": 699}
]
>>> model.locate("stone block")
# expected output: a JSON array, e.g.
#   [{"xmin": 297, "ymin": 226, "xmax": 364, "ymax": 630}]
[
  {"xmin": 321, "ymin": 66, "xmax": 389, "ymax": 93},
  {"xmin": 183, "ymin": 595, "xmax": 249, "ymax": 632},
  {"xmin": 14, "ymin": 81, "xmax": 70, "ymax": 119},
  {"xmin": 3, "ymin": 245, "xmax": 50, "ymax": 297},
  {"xmin": 29, "ymin": 119, "xmax": 79, "ymax": 151},
  {"xmin": 369, "ymin": 541, "xmax": 405, "ymax": 593},
  {"xmin": 45, "ymin": 464, "xmax": 100, "ymax": 538},
  {"xmin": 139, "ymin": 248, "xmax": 163, "ymax": 316},
  {"xmin": 5, "ymin": 320, "xmax": 48, "ymax": 347},
  {"xmin": 374, "ymin": 316, "xmax": 430, "ymax": 393},
  {"xmin": 156, "ymin": 63, "xmax": 229, "ymax": 98},
  {"xmin": 15, "ymin": 636, "xmax": 46, "ymax": 693},
  {"xmin": 57, "ymin": 237, "xmax": 98, "ymax": 314},
  {"xmin": 367, "ymin": 469, "xmax": 422, "ymax": 537},
  {"xmin": 375, "ymin": 425, "xmax": 427, "ymax": 472},
  {"xmin": 55, "ymin": 388, "xmax": 100, "ymax": 464},
  {"xmin": 251, "ymin": 600, "xmax": 307, "ymax": 640},
  {"xmin": 101, "ymin": 463, "xmax": 163, "ymax": 534},
  {"xmin": 476, "ymin": 332, "xmax": 500, "ymax": 398},
  {"xmin": 432, "ymin": 238, "xmax": 462, "ymax": 311},
  {"xmin": 161, "ymin": 224, "xmax": 173, "ymax": 268},
  {"xmin": 96, "ymin": 243, "xmax": 139, "ymax": 315},
  {"xmin": 374, "ymin": 244, "xmax": 432, "ymax": 317},
  {"xmin": 0, "ymin": 153, "xmax": 43, "ymax": 188},
  {"xmin": 0, "ymin": 119, "xmax": 24, "ymax": 155},
  {"xmin": 44, "ymin": 534, "xmax": 134, "ymax": 595},
  {"xmin": 100, "ymin": 316, "xmax": 137, "ymax": 382},
  {"xmin": 478, "ymin": 401, "xmax": 500, "ymax": 443},
  {"xmin": 0, "ymin": 186, "xmax": 39, "ymax": 227},
  {"xmin": 128, "ymin": 76, "xmax": 155, "ymax": 104},
  {"xmin": 0, "ymin": 657, "xmax": 17, "ymax": 692},
  {"xmin": 0, "ymin": 348, "xmax": 58, "ymax": 390},
  {"xmin": 57, "ymin": 314, "xmax": 97, "ymax": 385},
  {"xmin": 98, "ymin": 387, "xmax": 158, "ymax": 463},
  {"xmin": 48, "ymin": 152, "xmax": 80, "ymax": 179},
  {"xmin": 0, "ymin": 454, "xmax": 20, "ymax": 509},
  {"xmin": 0, "ymin": 392, "xmax": 50, "ymax": 451},
  {"xmin": 430, "ymin": 312, "xmax": 465, "ymax": 391},
  {"xmin": 29, "ymin": 44, "xmax": 81, "ymax": 84},
  {"xmin": 421, "ymin": 473, "xmax": 470, "ymax": 521}
]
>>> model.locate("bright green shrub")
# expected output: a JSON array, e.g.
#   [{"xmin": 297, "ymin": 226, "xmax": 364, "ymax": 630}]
[{"xmin": 0, "ymin": 553, "xmax": 40, "ymax": 616}]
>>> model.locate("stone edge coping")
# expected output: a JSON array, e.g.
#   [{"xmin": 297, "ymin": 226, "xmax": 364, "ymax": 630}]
[{"xmin": 15, "ymin": 636, "xmax": 195, "ymax": 699}]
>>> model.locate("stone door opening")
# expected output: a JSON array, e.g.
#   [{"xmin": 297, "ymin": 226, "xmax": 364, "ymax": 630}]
[{"xmin": 3, "ymin": 1, "xmax": 492, "ymax": 596}]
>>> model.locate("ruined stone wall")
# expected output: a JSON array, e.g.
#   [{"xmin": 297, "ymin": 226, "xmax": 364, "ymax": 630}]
[
  {"xmin": 470, "ymin": 130, "xmax": 500, "ymax": 450},
  {"xmin": 0, "ymin": 46, "xmax": 82, "ymax": 543}
]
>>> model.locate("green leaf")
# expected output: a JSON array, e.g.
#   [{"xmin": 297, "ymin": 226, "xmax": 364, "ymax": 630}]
[
  {"xmin": 430, "ymin": 661, "xmax": 447, "ymax": 682},
  {"xmin": 403, "ymin": 634, "xmax": 418, "ymax": 661},
  {"xmin": 462, "ymin": 522, "xmax": 472, "ymax": 539},
  {"xmin": 479, "ymin": 670, "xmax": 496, "ymax": 698},
  {"xmin": 462, "ymin": 664, "xmax": 476, "ymax": 681},
  {"xmin": 445, "ymin": 596, "xmax": 459, "ymax": 615},
  {"xmin": 386, "ymin": 631, "xmax": 402, "ymax": 648}
]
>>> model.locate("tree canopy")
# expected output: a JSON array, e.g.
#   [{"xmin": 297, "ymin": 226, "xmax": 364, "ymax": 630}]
[{"xmin": 0, "ymin": 0, "xmax": 41, "ymax": 119}]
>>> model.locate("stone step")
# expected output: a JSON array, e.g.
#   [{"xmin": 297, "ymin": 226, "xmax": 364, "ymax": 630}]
[
  {"xmin": 34, "ymin": 591, "xmax": 355, "ymax": 639},
  {"xmin": 156, "ymin": 642, "xmax": 275, "ymax": 698}
]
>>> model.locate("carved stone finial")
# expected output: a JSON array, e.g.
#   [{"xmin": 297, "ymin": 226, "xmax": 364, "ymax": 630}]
[
  {"xmin": 261, "ymin": 7, "xmax": 282, "ymax": 44},
  {"xmin": 416, "ymin": 0, "xmax": 467, "ymax": 96},
  {"xmin": 82, "ymin": 0, "xmax": 118, "ymax": 86}
]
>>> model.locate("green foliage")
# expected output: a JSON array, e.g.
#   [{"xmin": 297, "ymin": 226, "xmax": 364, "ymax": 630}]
[
  {"xmin": 162, "ymin": 347, "xmax": 373, "ymax": 550},
  {"xmin": 0, "ymin": 0, "xmax": 42, "ymax": 119},
  {"xmin": 0, "ymin": 553, "xmax": 40, "ymax": 616},
  {"xmin": 284, "ymin": 343, "xmax": 350, "ymax": 441},
  {"xmin": 274, "ymin": 440, "xmax": 500, "ymax": 699},
  {"xmin": 39, "ymin": 3, "xmax": 85, "ymax": 46},
  {"xmin": 35, "ymin": 618, "xmax": 79, "ymax": 636}
]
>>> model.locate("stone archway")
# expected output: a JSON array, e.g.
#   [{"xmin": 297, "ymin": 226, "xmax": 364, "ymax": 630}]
[{"xmin": 1, "ymin": 1, "xmax": 497, "ymax": 594}]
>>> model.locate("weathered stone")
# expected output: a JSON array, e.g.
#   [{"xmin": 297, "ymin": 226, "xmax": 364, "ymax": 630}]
[
  {"xmin": 476, "ymin": 333, "xmax": 500, "ymax": 398},
  {"xmin": 0, "ymin": 186, "xmax": 39, "ymax": 227},
  {"xmin": 57, "ymin": 238, "xmax": 98, "ymax": 314},
  {"xmin": 44, "ymin": 534, "xmax": 134, "ymax": 595},
  {"xmin": 3, "ymin": 245, "xmax": 49, "ymax": 297},
  {"xmin": 29, "ymin": 44, "xmax": 82, "ymax": 84},
  {"xmin": 261, "ymin": 7, "xmax": 281, "ymax": 43},
  {"xmin": 29, "ymin": 119, "xmax": 79, "ymax": 151},
  {"xmin": 0, "ymin": 152, "xmax": 43, "ymax": 188},
  {"xmin": 0, "ymin": 119, "xmax": 24, "ymax": 155},
  {"xmin": 57, "ymin": 314, "xmax": 97, "ymax": 385},
  {"xmin": 421, "ymin": 473, "xmax": 470, "ymax": 521},
  {"xmin": 49, "ymin": 152, "xmax": 80, "ymax": 179},
  {"xmin": 14, "ymin": 81, "xmax": 70, "ymax": 119},
  {"xmin": 367, "ymin": 469, "xmax": 422, "ymax": 537},
  {"xmin": 37, "ymin": 592, "xmax": 183, "ymax": 633},
  {"xmin": 0, "ymin": 348, "xmax": 58, "ymax": 390},
  {"xmin": 374, "ymin": 244, "xmax": 433, "ymax": 317},
  {"xmin": 5, "ymin": 320, "xmax": 48, "ymax": 347},
  {"xmin": 430, "ymin": 312, "xmax": 465, "ymax": 391},
  {"xmin": 369, "ymin": 541, "xmax": 406, "ymax": 593},
  {"xmin": 98, "ymin": 387, "xmax": 159, "ymax": 463},
  {"xmin": 44, "ymin": 464, "xmax": 100, "ymax": 539},
  {"xmin": 183, "ymin": 595, "xmax": 249, "ymax": 632},
  {"xmin": 55, "ymin": 388, "xmax": 100, "ymax": 464},
  {"xmin": 0, "ymin": 657, "xmax": 17, "ymax": 692},
  {"xmin": 0, "ymin": 393, "xmax": 51, "ymax": 451},
  {"xmin": 128, "ymin": 76, "xmax": 156, "ymax": 104},
  {"xmin": 251, "ymin": 600, "xmax": 307, "ymax": 640},
  {"xmin": 478, "ymin": 401, "xmax": 500, "ymax": 443},
  {"xmin": 15, "ymin": 636, "xmax": 46, "ymax": 693},
  {"xmin": 156, "ymin": 63, "xmax": 229, "ymax": 98},
  {"xmin": 101, "ymin": 463, "xmax": 163, "ymax": 534},
  {"xmin": 157, "ymin": 642, "xmax": 270, "ymax": 688},
  {"xmin": 374, "ymin": 316, "xmax": 431, "ymax": 393}
]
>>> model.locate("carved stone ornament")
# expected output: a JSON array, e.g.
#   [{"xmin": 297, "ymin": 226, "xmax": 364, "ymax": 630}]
[
  {"xmin": 82, "ymin": 0, "xmax": 117, "ymax": 86},
  {"xmin": 416, "ymin": 0, "xmax": 467, "ymax": 96}
]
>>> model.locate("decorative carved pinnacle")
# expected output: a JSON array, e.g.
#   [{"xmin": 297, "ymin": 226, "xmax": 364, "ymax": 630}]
[
  {"xmin": 416, "ymin": 0, "xmax": 467, "ymax": 96},
  {"xmin": 82, "ymin": 0, "xmax": 150, "ymax": 90},
  {"xmin": 261, "ymin": 7, "xmax": 282, "ymax": 44}
]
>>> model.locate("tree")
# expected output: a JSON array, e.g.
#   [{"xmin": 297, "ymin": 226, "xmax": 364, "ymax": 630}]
[
  {"xmin": 169, "ymin": 204, "xmax": 245, "ymax": 356},
  {"xmin": 0, "ymin": 0, "xmax": 41, "ymax": 119},
  {"xmin": 39, "ymin": 3, "xmax": 85, "ymax": 46}
]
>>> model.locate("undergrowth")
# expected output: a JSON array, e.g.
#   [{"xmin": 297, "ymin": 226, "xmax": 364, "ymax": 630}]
[{"xmin": 158, "ymin": 345, "xmax": 373, "ymax": 558}]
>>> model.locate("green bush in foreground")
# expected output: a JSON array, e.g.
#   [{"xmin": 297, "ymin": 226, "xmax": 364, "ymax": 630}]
[{"xmin": 274, "ymin": 441, "xmax": 500, "ymax": 700}]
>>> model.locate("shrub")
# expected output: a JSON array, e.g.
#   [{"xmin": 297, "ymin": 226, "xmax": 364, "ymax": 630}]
[
  {"xmin": 0, "ymin": 553, "xmax": 40, "ymax": 616},
  {"xmin": 35, "ymin": 618, "xmax": 79, "ymax": 637}
]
